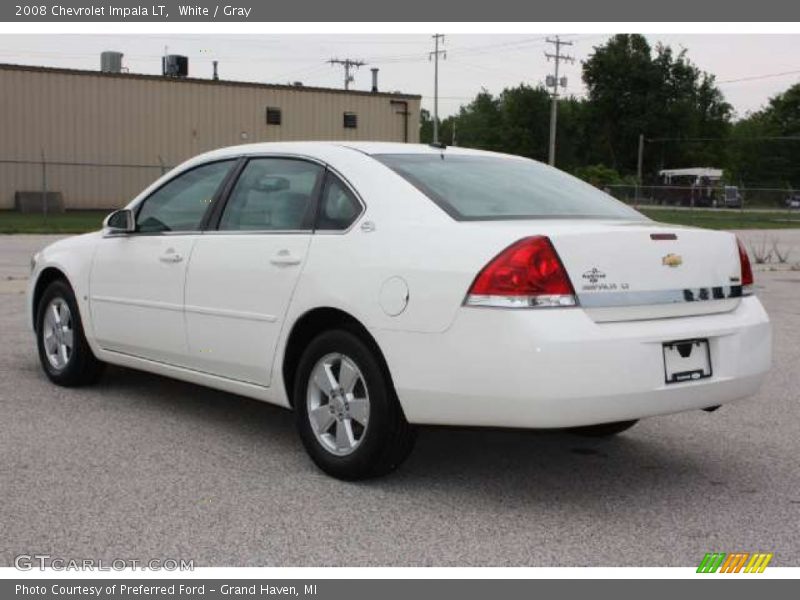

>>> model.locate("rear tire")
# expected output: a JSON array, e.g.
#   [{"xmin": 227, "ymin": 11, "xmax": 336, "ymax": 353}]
[
  {"xmin": 568, "ymin": 420, "xmax": 638, "ymax": 437},
  {"xmin": 294, "ymin": 329, "xmax": 416, "ymax": 480},
  {"xmin": 36, "ymin": 279, "xmax": 104, "ymax": 387}
]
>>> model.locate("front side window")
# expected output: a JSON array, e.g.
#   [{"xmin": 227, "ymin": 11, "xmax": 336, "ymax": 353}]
[
  {"xmin": 316, "ymin": 174, "xmax": 362, "ymax": 231},
  {"xmin": 136, "ymin": 160, "xmax": 234, "ymax": 233},
  {"xmin": 374, "ymin": 154, "xmax": 646, "ymax": 221},
  {"xmin": 219, "ymin": 158, "xmax": 324, "ymax": 231}
]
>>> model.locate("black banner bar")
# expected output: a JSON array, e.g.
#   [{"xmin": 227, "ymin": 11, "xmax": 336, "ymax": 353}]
[
  {"xmin": 3, "ymin": 579, "xmax": 797, "ymax": 600},
  {"xmin": 2, "ymin": 0, "xmax": 800, "ymax": 22}
]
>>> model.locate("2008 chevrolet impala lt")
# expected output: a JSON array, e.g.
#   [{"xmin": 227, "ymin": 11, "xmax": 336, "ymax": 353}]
[{"xmin": 27, "ymin": 142, "xmax": 772, "ymax": 479}]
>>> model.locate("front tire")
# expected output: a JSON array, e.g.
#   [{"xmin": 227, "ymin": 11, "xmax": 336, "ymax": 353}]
[
  {"xmin": 36, "ymin": 279, "xmax": 104, "ymax": 387},
  {"xmin": 294, "ymin": 329, "xmax": 416, "ymax": 480}
]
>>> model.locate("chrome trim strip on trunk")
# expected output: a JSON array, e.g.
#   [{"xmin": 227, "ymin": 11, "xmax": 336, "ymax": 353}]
[{"xmin": 578, "ymin": 285, "xmax": 744, "ymax": 308}]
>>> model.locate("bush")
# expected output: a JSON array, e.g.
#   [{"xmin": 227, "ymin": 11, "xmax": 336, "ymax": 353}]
[{"xmin": 572, "ymin": 164, "xmax": 632, "ymax": 188}]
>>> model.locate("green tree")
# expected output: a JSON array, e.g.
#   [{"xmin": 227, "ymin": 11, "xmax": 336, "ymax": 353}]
[
  {"xmin": 495, "ymin": 85, "xmax": 552, "ymax": 161},
  {"xmin": 553, "ymin": 95, "xmax": 590, "ymax": 170},
  {"xmin": 420, "ymin": 108, "xmax": 458, "ymax": 146},
  {"xmin": 440, "ymin": 85, "xmax": 582, "ymax": 166},
  {"xmin": 449, "ymin": 88, "xmax": 503, "ymax": 151},
  {"xmin": 572, "ymin": 164, "xmax": 629, "ymax": 187},
  {"xmin": 419, "ymin": 108, "xmax": 433, "ymax": 144},
  {"xmin": 728, "ymin": 83, "xmax": 800, "ymax": 188},
  {"xmin": 582, "ymin": 34, "xmax": 731, "ymax": 178},
  {"xmin": 418, "ymin": 34, "xmax": 736, "ymax": 182}
]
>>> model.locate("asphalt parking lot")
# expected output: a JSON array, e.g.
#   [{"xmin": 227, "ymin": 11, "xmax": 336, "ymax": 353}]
[{"xmin": 1, "ymin": 234, "xmax": 799, "ymax": 567}]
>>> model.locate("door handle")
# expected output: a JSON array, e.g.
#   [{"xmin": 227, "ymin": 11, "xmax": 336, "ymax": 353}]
[
  {"xmin": 270, "ymin": 249, "xmax": 302, "ymax": 266},
  {"xmin": 159, "ymin": 249, "xmax": 184, "ymax": 264}
]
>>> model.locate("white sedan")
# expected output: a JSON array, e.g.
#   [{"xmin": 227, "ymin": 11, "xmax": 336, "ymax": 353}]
[{"xmin": 28, "ymin": 142, "xmax": 772, "ymax": 479}]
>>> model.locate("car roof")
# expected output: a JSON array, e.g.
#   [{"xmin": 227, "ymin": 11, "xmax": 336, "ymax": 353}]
[
  {"xmin": 336, "ymin": 142, "xmax": 487, "ymax": 155},
  {"xmin": 198, "ymin": 141, "xmax": 500, "ymax": 161},
  {"xmin": 172, "ymin": 142, "xmax": 527, "ymax": 183}
]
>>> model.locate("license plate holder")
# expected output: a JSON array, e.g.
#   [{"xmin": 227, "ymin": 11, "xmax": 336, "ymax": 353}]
[{"xmin": 663, "ymin": 338, "xmax": 712, "ymax": 384}]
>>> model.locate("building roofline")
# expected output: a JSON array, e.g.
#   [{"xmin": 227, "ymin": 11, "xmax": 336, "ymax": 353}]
[{"xmin": 0, "ymin": 62, "xmax": 421, "ymax": 100}]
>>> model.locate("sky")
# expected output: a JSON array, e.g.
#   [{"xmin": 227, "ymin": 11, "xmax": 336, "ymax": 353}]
[{"xmin": 1, "ymin": 34, "xmax": 799, "ymax": 119}]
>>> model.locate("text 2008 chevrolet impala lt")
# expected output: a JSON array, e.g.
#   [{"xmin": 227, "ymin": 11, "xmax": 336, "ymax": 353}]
[{"xmin": 28, "ymin": 142, "xmax": 772, "ymax": 479}]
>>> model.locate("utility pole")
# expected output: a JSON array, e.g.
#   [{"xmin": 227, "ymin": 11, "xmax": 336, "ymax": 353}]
[
  {"xmin": 328, "ymin": 58, "xmax": 366, "ymax": 90},
  {"xmin": 545, "ymin": 36, "xmax": 574, "ymax": 166},
  {"xmin": 636, "ymin": 133, "xmax": 645, "ymax": 202},
  {"xmin": 429, "ymin": 34, "xmax": 446, "ymax": 144}
]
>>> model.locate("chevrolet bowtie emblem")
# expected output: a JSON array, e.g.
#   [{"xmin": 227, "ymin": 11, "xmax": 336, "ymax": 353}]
[{"xmin": 662, "ymin": 253, "xmax": 683, "ymax": 267}]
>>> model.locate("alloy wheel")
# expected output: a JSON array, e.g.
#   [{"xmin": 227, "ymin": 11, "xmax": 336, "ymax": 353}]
[
  {"xmin": 42, "ymin": 297, "xmax": 74, "ymax": 370},
  {"xmin": 306, "ymin": 352, "xmax": 370, "ymax": 456}
]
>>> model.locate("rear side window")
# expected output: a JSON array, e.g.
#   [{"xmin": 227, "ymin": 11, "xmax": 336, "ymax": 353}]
[
  {"xmin": 316, "ymin": 174, "xmax": 362, "ymax": 231},
  {"xmin": 219, "ymin": 158, "xmax": 324, "ymax": 231},
  {"xmin": 374, "ymin": 154, "xmax": 645, "ymax": 221}
]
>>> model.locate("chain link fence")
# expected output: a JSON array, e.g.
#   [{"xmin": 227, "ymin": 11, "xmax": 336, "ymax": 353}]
[
  {"xmin": 0, "ymin": 156, "xmax": 172, "ymax": 213},
  {"xmin": 2, "ymin": 156, "xmax": 800, "ymax": 224},
  {"xmin": 605, "ymin": 184, "xmax": 800, "ymax": 211}
]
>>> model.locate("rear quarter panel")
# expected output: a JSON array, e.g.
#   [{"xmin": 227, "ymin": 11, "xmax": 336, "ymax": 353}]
[{"xmin": 286, "ymin": 150, "xmax": 497, "ymax": 335}]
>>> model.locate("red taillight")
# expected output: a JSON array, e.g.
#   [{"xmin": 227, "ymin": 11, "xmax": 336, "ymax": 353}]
[
  {"xmin": 465, "ymin": 236, "xmax": 577, "ymax": 308},
  {"xmin": 736, "ymin": 237, "xmax": 754, "ymax": 293}
]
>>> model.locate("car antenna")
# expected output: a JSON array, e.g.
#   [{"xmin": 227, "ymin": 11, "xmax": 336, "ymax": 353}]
[{"xmin": 429, "ymin": 141, "xmax": 447, "ymax": 159}]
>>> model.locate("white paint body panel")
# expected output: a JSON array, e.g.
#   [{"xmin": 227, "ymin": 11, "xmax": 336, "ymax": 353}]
[
  {"xmin": 90, "ymin": 234, "xmax": 197, "ymax": 365},
  {"xmin": 379, "ymin": 297, "xmax": 770, "ymax": 427},
  {"xmin": 183, "ymin": 233, "xmax": 311, "ymax": 385},
  {"xmin": 27, "ymin": 142, "xmax": 772, "ymax": 429}
]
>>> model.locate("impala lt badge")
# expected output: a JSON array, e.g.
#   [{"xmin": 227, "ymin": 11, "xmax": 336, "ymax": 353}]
[{"xmin": 662, "ymin": 253, "xmax": 683, "ymax": 267}]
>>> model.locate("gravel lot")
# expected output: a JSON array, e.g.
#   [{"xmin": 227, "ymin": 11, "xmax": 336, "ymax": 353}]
[{"xmin": 1, "ymin": 234, "xmax": 799, "ymax": 567}]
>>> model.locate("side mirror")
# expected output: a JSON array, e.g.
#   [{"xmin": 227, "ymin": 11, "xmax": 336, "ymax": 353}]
[{"xmin": 103, "ymin": 209, "xmax": 135, "ymax": 233}]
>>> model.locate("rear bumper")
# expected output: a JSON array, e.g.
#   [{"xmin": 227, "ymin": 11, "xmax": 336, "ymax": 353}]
[{"xmin": 378, "ymin": 297, "xmax": 771, "ymax": 428}]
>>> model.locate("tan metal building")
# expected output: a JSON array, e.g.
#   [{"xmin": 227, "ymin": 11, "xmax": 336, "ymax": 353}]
[{"xmin": 0, "ymin": 63, "xmax": 421, "ymax": 209}]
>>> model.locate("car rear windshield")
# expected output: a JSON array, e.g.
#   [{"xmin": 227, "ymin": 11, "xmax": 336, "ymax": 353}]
[{"xmin": 374, "ymin": 153, "xmax": 646, "ymax": 221}]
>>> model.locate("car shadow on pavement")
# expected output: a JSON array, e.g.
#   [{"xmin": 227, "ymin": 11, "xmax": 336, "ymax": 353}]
[
  {"xmin": 389, "ymin": 425, "xmax": 707, "ymax": 505},
  {"xmin": 90, "ymin": 364, "xmax": 725, "ymax": 510}
]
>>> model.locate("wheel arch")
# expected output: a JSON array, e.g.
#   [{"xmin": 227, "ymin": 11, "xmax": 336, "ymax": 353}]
[
  {"xmin": 281, "ymin": 307, "xmax": 396, "ymax": 408},
  {"xmin": 31, "ymin": 267, "xmax": 72, "ymax": 331}
]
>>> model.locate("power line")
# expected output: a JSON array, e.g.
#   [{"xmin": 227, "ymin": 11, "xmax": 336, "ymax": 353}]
[
  {"xmin": 717, "ymin": 69, "xmax": 800, "ymax": 85},
  {"xmin": 268, "ymin": 62, "xmax": 331, "ymax": 85},
  {"xmin": 445, "ymin": 57, "xmax": 537, "ymax": 82},
  {"xmin": 445, "ymin": 36, "xmax": 549, "ymax": 56},
  {"xmin": 361, "ymin": 36, "xmax": 551, "ymax": 65}
]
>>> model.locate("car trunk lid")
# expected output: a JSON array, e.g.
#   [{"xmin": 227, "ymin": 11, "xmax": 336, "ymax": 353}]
[
  {"xmin": 463, "ymin": 220, "xmax": 745, "ymax": 322},
  {"xmin": 551, "ymin": 223, "xmax": 743, "ymax": 321}
]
